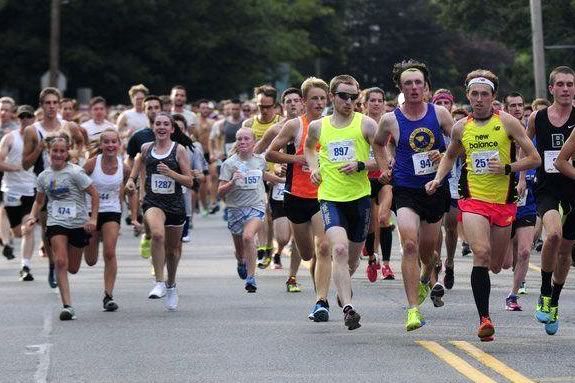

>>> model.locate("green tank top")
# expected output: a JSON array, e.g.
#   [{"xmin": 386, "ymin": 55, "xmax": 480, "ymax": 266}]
[{"xmin": 318, "ymin": 112, "xmax": 370, "ymax": 201}]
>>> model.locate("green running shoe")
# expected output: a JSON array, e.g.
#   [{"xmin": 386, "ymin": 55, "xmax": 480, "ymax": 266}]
[
  {"xmin": 140, "ymin": 235, "xmax": 151, "ymax": 259},
  {"xmin": 545, "ymin": 305, "xmax": 559, "ymax": 335},
  {"xmin": 536, "ymin": 295, "xmax": 551, "ymax": 323},
  {"xmin": 405, "ymin": 307, "xmax": 425, "ymax": 331},
  {"xmin": 418, "ymin": 281, "xmax": 430, "ymax": 305}
]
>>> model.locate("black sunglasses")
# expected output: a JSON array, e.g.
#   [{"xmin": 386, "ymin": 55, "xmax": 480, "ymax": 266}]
[{"xmin": 335, "ymin": 92, "xmax": 359, "ymax": 101}]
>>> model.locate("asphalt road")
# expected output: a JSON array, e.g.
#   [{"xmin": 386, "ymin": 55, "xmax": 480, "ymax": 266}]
[{"xmin": 1, "ymin": 212, "xmax": 574, "ymax": 383}]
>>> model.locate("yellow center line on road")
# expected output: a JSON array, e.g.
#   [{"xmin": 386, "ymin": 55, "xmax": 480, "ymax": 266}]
[
  {"xmin": 451, "ymin": 341, "xmax": 535, "ymax": 383},
  {"xmin": 528, "ymin": 262, "xmax": 541, "ymax": 272},
  {"xmin": 416, "ymin": 341, "xmax": 497, "ymax": 383}
]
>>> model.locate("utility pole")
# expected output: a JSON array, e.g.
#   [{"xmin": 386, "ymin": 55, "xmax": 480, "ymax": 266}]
[
  {"xmin": 530, "ymin": 0, "xmax": 546, "ymax": 98},
  {"xmin": 49, "ymin": 0, "xmax": 61, "ymax": 87}
]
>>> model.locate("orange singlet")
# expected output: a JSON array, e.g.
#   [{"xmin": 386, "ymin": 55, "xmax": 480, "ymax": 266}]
[{"xmin": 285, "ymin": 114, "xmax": 319, "ymax": 199}]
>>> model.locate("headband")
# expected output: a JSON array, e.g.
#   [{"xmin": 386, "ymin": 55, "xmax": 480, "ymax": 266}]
[
  {"xmin": 467, "ymin": 77, "xmax": 495, "ymax": 91},
  {"xmin": 432, "ymin": 92, "xmax": 454, "ymax": 104}
]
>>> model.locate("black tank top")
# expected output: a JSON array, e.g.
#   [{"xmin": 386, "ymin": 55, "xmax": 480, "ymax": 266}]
[
  {"xmin": 143, "ymin": 142, "xmax": 184, "ymax": 214},
  {"xmin": 534, "ymin": 107, "xmax": 575, "ymax": 197}
]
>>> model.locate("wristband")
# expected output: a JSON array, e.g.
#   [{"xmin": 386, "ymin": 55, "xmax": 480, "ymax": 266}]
[
  {"xmin": 504, "ymin": 164, "xmax": 512, "ymax": 175},
  {"xmin": 356, "ymin": 161, "xmax": 366, "ymax": 172}
]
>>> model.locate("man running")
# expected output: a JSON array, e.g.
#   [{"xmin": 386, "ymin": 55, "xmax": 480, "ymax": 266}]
[
  {"xmin": 117, "ymin": 84, "xmax": 150, "ymax": 140},
  {"xmin": 170, "ymin": 85, "xmax": 199, "ymax": 136}
]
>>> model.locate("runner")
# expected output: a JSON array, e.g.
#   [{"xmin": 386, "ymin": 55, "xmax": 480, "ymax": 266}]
[
  {"xmin": 211, "ymin": 99, "xmax": 243, "ymax": 162},
  {"xmin": 527, "ymin": 66, "xmax": 575, "ymax": 335},
  {"xmin": 426, "ymin": 69, "xmax": 540, "ymax": 341},
  {"xmin": 305, "ymin": 74, "xmax": 380, "ymax": 330},
  {"xmin": 375, "ymin": 61, "xmax": 454, "ymax": 330},
  {"xmin": 126, "ymin": 112, "xmax": 194, "ymax": 310},
  {"xmin": 170, "ymin": 85, "xmax": 199, "ymax": 136},
  {"xmin": 81, "ymin": 96, "xmax": 117, "ymax": 150},
  {"xmin": 0, "ymin": 105, "xmax": 37, "ymax": 279},
  {"xmin": 194, "ymin": 99, "xmax": 217, "ymax": 214},
  {"xmin": 59, "ymin": 98, "xmax": 77, "ymax": 122},
  {"xmin": 23, "ymin": 134, "xmax": 99, "ymax": 320},
  {"xmin": 117, "ymin": 84, "xmax": 150, "ymax": 140},
  {"xmin": 82, "ymin": 129, "xmax": 129, "ymax": 311},
  {"xmin": 266, "ymin": 77, "xmax": 334, "ymax": 319},
  {"xmin": 218, "ymin": 127, "xmax": 283, "ymax": 292}
]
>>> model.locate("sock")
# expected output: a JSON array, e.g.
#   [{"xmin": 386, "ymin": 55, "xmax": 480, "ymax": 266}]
[
  {"xmin": 365, "ymin": 232, "xmax": 375, "ymax": 256},
  {"xmin": 63, "ymin": 304, "xmax": 71, "ymax": 309},
  {"xmin": 551, "ymin": 282, "xmax": 564, "ymax": 306},
  {"xmin": 471, "ymin": 266, "xmax": 490, "ymax": 318},
  {"xmin": 541, "ymin": 270, "xmax": 553, "ymax": 296},
  {"xmin": 379, "ymin": 226, "xmax": 393, "ymax": 262},
  {"xmin": 343, "ymin": 304, "xmax": 353, "ymax": 314},
  {"xmin": 22, "ymin": 258, "xmax": 31, "ymax": 268},
  {"xmin": 181, "ymin": 216, "xmax": 190, "ymax": 238}
]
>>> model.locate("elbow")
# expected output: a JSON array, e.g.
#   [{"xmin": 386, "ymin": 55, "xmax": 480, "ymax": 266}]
[{"xmin": 264, "ymin": 151, "xmax": 273, "ymax": 162}]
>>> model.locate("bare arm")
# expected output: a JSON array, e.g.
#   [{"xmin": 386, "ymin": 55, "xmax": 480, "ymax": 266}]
[
  {"xmin": 165, "ymin": 145, "xmax": 194, "ymax": 189},
  {"xmin": 373, "ymin": 112, "xmax": 397, "ymax": 182},
  {"xmin": 254, "ymin": 123, "xmax": 281, "ymax": 154},
  {"xmin": 499, "ymin": 112, "xmax": 541, "ymax": 173},
  {"xmin": 0, "ymin": 134, "xmax": 19, "ymax": 172},
  {"xmin": 22, "ymin": 126, "xmax": 42, "ymax": 170},
  {"xmin": 82, "ymin": 156, "xmax": 97, "ymax": 176},
  {"xmin": 266, "ymin": 119, "xmax": 305, "ymax": 164},
  {"xmin": 436, "ymin": 104, "xmax": 455, "ymax": 139},
  {"xmin": 555, "ymin": 127, "xmax": 575, "ymax": 178}
]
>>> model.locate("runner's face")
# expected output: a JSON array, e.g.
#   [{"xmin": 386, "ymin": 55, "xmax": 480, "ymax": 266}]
[
  {"xmin": 199, "ymin": 102, "xmax": 211, "ymax": 118},
  {"xmin": 433, "ymin": 99, "xmax": 453, "ymax": 111},
  {"xmin": 0, "ymin": 103, "xmax": 13, "ymax": 123},
  {"xmin": 283, "ymin": 93, "xmax": 303, "ymax": 118},
  {"xmin": 235, "ymin": 129, "xmax": 255, "ymax": 154},
  {"xmin": 366, "ymin": 92, "xmax": 384, "ymax": 116},
  {"xmin": 171, "ymin": 89, "xmax": 186, "ymax": 108},
  {"xmin": 505, "ymin": 96, "xmax": 524, "ymax": 120},
  {"xmin": 400, "ymin": 71, "xmax": 425, "ymax": 103},
  {"xmin": 60, "ymin": 101, "xmax": 75, "ymax": 121},
  {"xmin": 467, "ymin": 84, "xmax": 495, "ymax": 116},
  {"xmin": 42, "ymin": 94, "xmax": 60, "ymax": 120},
  {"xmin": 549, "ymin": 73, "xmax": 575, "ymax": 107},
  {"xmin": 332, "ymin": 83, "xmax": 358, "ymax": 116},
  {"xmin": 100, "ymin": 132, "xmax": 120, "ymax": 156},
  {"xmin": 132, "ymin": 92, "xmax": 145, "ymax": 109},
  {"xmin": 90, "ymin": 102, "xmax": 107, "ymax": 122},
  {"xmin": 230, "ymin": 103, "xmax": 241, "ymax": 119},
  {"xmin": 19, "ymin": 115, "xmax": 35, "ymax": 127},
  {"xmin": 145, "ymin": 100, "xmax": 161, "ymax": 123},
  {"xmin": 305, "ymin": 87, "xmax": 327, "ymax": 117},
  {"xmin": 153, "ymin": 115, "xmax": 174, "ymax": 140},
  {"xmin": 49, "ymin": 140, "xmax": 68, "ymax": 168},
  {"xmin": 256, "ymin": 94, "xmax": 276, "ymax": 122},
  {"xmin": 523, "ymin": 109, "xmax": 532, "ymax": 122}
]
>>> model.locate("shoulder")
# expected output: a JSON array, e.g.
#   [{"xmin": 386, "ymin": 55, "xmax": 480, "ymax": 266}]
[{"xmin": 242, "ymin": 118, "xmax": 254, "ymax": 128}]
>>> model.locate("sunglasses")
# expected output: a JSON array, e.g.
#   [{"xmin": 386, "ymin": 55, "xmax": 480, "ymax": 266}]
[{"xmin": 335, "ymin": 92, "xmax": 359, "ymax": 101}]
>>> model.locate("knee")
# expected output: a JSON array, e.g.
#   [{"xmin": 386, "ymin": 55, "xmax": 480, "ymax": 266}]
[
  {"xmin": 545, "ymin": 230, "xmax": 562, "ymax": 246},
  {"xmin": 332, "ymin": 243, "xmax": 348, "ymax": 261},
  {"xmin": 517, "ymin": 247, "xmax": 530, "ymax": 263},
  {"xmin": 151, "ymin": 231, "xmax": 165, "ymax": 244},
  {"xmin": 317, "ymin": 241, "xmax": 330, "ymax": 259},
  {"xmin": 242, "ymin": 231, "xmax": 255, "ymax": 243},
  {"xmin": 472, "ymin": 245, "xmax": 490, "ymax": 262},
  {"xmin": 402, "ymin": 238, "xmax": 418, "ymax": 257},
  {"xmin": 54, "ymin": 256, "xmax": 67, "ymax": 271},
  {"xmin": 68, "ymin": 265, "xmax": 80, "ymax": 274},
  {"xmin": 103, "ymin": 249, "xmax": 116, "ymax": 262}
]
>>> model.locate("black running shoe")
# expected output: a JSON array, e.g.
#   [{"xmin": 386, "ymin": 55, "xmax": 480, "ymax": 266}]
[
  {"xmin": 444, "ymin": 267, "xmax": 454, "ymax": 290},
  {"xmin": 461, "ymin": 242, "xmax": 471, "ymax": 257},
  {"xmin": 3, "ymin": 244, "xmax": 14, "ymax": 260},
  {"xmin": 19, "ymin": 266, "xmax": 34, "ymax": 281},
  {"xmin": 59, "ymin": 306, "xmax": 76, "ymax": 321},
  {"xmin": 430, "ymin": 283, "xmax": 445, "ymax": 307},
  {"xmin": 534, "ymin": 239, "xmax": 543, "ymax": 252},
  {"xmin": 343, "ymin": 307, "xmax": 361, "ymax": 330},
  {"xmin": 103, "ymin": 295, "xmax": 119, "ymax": 312}
]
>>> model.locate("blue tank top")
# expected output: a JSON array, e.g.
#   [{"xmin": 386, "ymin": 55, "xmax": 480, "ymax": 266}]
[{"xmin": 392, "ymin": 103, "xmax": 446, "ymax": 188}]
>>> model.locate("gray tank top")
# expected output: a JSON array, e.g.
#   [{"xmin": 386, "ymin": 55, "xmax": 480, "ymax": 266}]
[{"xmin": 143, "ymin": 142, "xmax": 184, "ymax": 215}]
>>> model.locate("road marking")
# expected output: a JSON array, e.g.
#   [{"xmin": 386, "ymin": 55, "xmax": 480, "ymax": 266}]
[
  {"xmin": 528, "ymin": 262, "xmax": 541, "ymax": 272},
  {"xmin": 451, "ymin": 341, "xmax": 535, "ymax": 383},
  {"xmin": 39, "ymin": 306, "xmax": 53, "ymax": 338},
  {"xmin": 416, "ymin": 341, "xmax": 497, "ymax": 383},
  {"xmin": 537, "ymin": 377, "xmax": 575, "ymax": 382},
  {"xmin": 26, "ymin": 344, "xmax": 52, "ymax": 383}
]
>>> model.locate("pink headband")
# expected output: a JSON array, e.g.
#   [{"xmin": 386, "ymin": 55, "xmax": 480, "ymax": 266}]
[{"xmin": 432, "ymin": 92, "xmax": 454, "ymax": 104}]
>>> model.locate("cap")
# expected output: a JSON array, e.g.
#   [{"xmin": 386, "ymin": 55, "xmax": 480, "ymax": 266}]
[{"xmin": 16, "ymin": 105, "xmax": 35, "ymax": 118}]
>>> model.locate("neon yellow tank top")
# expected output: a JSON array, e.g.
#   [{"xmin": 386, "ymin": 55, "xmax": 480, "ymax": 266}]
[
  {"xmin": 251, "ymin": 115, "xmax": 280, "ymax": 141},
  {"xmin": 459, "ymin": 112, "xmax": 516, "ymax": 204},
  {"xmin": 318, "ymin": 112, "xmax": 370, "ymax": 202}
]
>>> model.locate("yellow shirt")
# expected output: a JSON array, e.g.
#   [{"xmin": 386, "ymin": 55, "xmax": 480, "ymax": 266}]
[
  {"xmin": 459, "ymin": 112, "xmax": 516, "ymax": 204},
  {"xmin": 251, "ymin": 115, "xmax": 280, "ymax": 141}
]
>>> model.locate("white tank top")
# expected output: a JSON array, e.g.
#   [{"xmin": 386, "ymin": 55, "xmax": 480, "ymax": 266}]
[
  {"xmin": 88, "ymin": 154, "xmax": 123, "ymax": 213},
  {"xmin": 1, "ymin": 130, "xmax": 36, "ymax": 196},
  {"xmin": 123, "ymin": 109, "xmax": 149, "ymax": 133}
]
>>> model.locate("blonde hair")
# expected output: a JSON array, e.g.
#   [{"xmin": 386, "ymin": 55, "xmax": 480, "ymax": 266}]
[
  {"xmin": 301, "ymin": 77, "xmax": 329, "ymax": 99},
  {"xmin": 128, "ymin": 84, "xmax": 149, "ymax": 99}
]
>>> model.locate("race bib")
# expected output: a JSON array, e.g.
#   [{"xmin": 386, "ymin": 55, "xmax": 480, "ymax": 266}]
[
  {"xmin": 99, "ymin": 192, "xmax": 110, "ymax": 201},
  {"xmin": 225, "ymin": 143, "xmax": 235, "ymax": 156},
  {"xmin": 237, "ymin": 169, "xmax": 262, "ymax": 190},
  {"xmin": 52, "ymin": 201, "xmax": 76, "ymax": 219},
  {"xmin": 471, "ymin": 151, "xmax": 499, "ymax": 174},
  {"xmin": 517, "ymin": 190, "xmax": 528, "ymax": 207},
  {"xmin": 271, "ymin": 183, "xmax": 285, "ymax": 201},
  {"xmin": 544, "ymin": 150, "xmax": 560, "ymax": 173},
  {"xmin": 3, "ymin": 193, "xmax": 21, "ymax": 207},
  {"xmin": 412, "ymin": 151, "xmax": 438, "ymax": 176},
  {"xmin": 328, "ymin": 140, "xmax": 356, "ymax": 162},
  {"xmin": 151, "ymin": 174, "xmax": 175, "ymax": 194}
]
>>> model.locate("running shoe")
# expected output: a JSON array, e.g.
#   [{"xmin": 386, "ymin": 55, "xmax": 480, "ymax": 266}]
[
  {"xmin": 245, "ymin": 276, "xmax": 257, "ymax": 293},
  {"xmin": 461, "ymin": 242, "xmax": 471, "ymax": 257},
  {"xmin": 434, "ymin": 261, "xmax": 442, "ymax": 280},
  {"xmin": 366, "ymin": 257, "xmax": 380, "ymax": 283},
  {"xmin": 536, "ymin": 295, "xmax": 552, "ymax": 323},
  {"xmin": 140, "ymin": 235, "xmax": 151, "ymax": 259},
  {"xmin": 343, "ymin": 307, "xmax": 361, "ymax": 330},
  {"xmin": 533, "ymin": 238, "xmax": 543, "ymax": 252},
  {"xmin": 165, "ymin": 286, "xmax": 178, "ymax": 311},
  {"xmin": 443, "ymin": 266, "xmax": 454, "ymax": 290},
  {"xmin": 430, "ymin": 283, "xmax": 445, "ymax": 307},
  {"xmin": 103, "ymin": 295, "xmax": 119, "ymax": 312},
  {"xmin": 381, "ymin": 264, "xmax": 395, "ymax": 280},
  {"xmin": 3, "ymin": 244, "xmax": 14, "ymax": 260},
  {"xmin": 418, "ymin": 281, "xmax": 430, "ymax": 305},
  {"xmin": 405, "ymin": 307, "xmax": 425, "ymax": 331},
  {"xmin": 505, "ymin": 293, "xmax": 522, "ymax": 311},
  {"xmin": 258, "ymin": 253, "xmax": 272, "ymax": 269},
  {"xmin": 518, "ymin": 281, "xmax": 527, "ymax": 295},
  {"xmin": 237, "ymin": 262, "xmax": 247, "ymax": 280},
  {"xmin": 478, "ymin": 316, "xmax": 495, "ymax": 342},
  {"xmin": 545, "ymin": 305, "xmax": 559, "ymax": 335},
  {"xmin": 271, "ymin": 253, "xmax": 282, "ymax": 269},
  {"xmin": 48, "ymin": 264, "xmax": 58, "ymax": 288},
  {"xmin": 19, "ymin": 266, "xmax": 34, "ymax": 282},
  {"xmin": 209, "ymin": 203, "xmax": 220, "ymax": 215},
  {"xmin": 310, "ymin": 300, "xmax": 329, "ymax": 322},
  {"xmin": 182, "ymin": 235, "xmax": 191, "ymax": 243},
  {"xmin": 60, "ymin": 306, "xmax": 76, "ymax": 321},
  {"xmin": 286, "ymin": 276, "xmax": 301, "ymax": 293},
  {"xmin": 148, "ymin": 281, "xmax": 166, "ymax": 299},
  {"xmin": 256, "ymin": 249, "xmax": 265, "ymax": 268}
]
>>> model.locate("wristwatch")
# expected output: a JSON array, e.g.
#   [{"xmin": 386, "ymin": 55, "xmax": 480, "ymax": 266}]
[
  {"xmin": 504, "ymin": 164, "xmax": 512, "ymax": 175},
  {"xmin": 357, "ymin": 161, "xmax": 366, "ymax": 172}
]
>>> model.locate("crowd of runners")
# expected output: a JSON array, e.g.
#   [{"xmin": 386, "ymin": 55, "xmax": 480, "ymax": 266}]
[{"xmin": 1, "ymin": 61, "xmax": 575, "ymax": 342}]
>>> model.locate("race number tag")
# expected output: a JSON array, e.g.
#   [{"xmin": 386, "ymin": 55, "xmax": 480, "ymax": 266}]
[
  {"xmin": 471, "ymin": 151, "xmax": 499, "ymax": 174},
  {"xmin": 99, "ymin": 192, "xmax": 110, "ymax": 201},
  {"xmin": 544, "ymin": 150, "xmax": 560, "ymax": 173},
  {"xmin": 412, "ymin": 151, "xmax": 438, "ymax": 176},
  {"xmin": 3, "ymin": 193, "xmax": 21, "ymax": 207},
  {"xmin": 328, "ymin": 140, "xmax": 356, "ymax": 162},
  {"xmin": 151, "ymin": 174, "xmax": 175, "ymax": 194},
  {"xmin": 271, "ymin": 183, "xmax": 285, "ymax": 201},
  {"xmin": 52, "ymin": 201, "xmax": 76, "ymax": 219},
  {"xmin": 237, "ymin": 169, "xmax": 262, "ymax": 190},
  {"xmin": 517, "ymin": 190, "xmax": 528, "ymax": 207},
  {"xmin": 225, "ymin": 143, "xmax": 235, "ymax": 156}
]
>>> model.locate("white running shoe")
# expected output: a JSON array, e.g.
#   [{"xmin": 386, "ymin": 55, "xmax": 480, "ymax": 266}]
[
  {"xmin": 182, "ymin": 236, "xmax": 191, "ymax": 243},
  {"xmin": 148, "ymin": 281, "xmax": 166, "ymax": 299},
  {"xmin": 165, "ymin": 286, "xmax": 178, "ymax": 311}
]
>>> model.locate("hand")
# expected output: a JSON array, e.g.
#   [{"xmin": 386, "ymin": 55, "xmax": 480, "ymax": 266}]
[
  {"xmin": 132, "ymin": 219, "xmax": 143, "ymax": 236},
  {"xmin": 232, "ymin": 171, "xmax": 244, "ymax": 182},
  {"xmin": 84, "ymin": 218, "xmax": 97, "ymax": 233},
  {"xmin": 516, "ymin": 177, "xmax": 526, "ymax": 197},
  {"xmin": 425, "ymin": 179, "xmax": 440, "ymax": 195},
  {"xmin": 274, "ymin": 164, "xmax": 287, "ymax": 177},
  {"xmin": 192, "ymin": 169, "xmax": 202, "ymax": 178},
  {"xmin": 125, "ymin": 178, "xmax": 136, "ymax": 192},
  {"xmin": 487, "ymin": 158, "xmax": 505, "ymax": 174},
  {"xmin": 378, "ymin": 168, "xmax": 392, "ymax": 184},
  {"xmin": 338, "ymin": 162, "xmax": 358, "ymax": 174},
  {"xmin": 157, "ymin": 162, "xmax": 172, "ymax": 177},
  {"xmin": 310, "ymin": 169, "xmax": 322, "ymax": 185},
  {"xmin": 21, "ymin": 217, "xmax": 36, "ymax": 235},
  {"xmin": 428, "ymin": 150, "xmax": 442, "ymax": 165},
  {"xmin": 294, "ymin": 155, "xmax": 307, "ymax": 165}
]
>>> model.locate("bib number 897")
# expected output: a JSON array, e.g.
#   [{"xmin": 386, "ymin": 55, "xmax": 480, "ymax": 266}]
[{"xmin": 333, "ymin": 147, "xmax": 349, "ymax": 156}]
